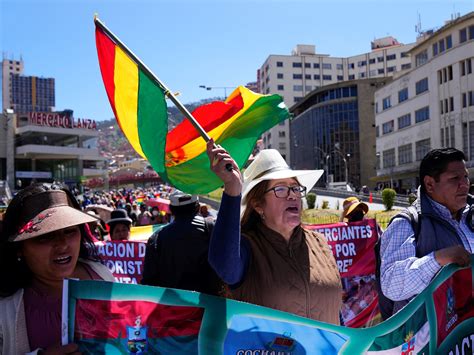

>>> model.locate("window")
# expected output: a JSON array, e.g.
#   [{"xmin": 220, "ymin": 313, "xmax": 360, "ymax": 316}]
[
  {"xmin": 415, "ymin": 106, "xmax": 430, "ymax": 123},
  {"xmin": 293, "ymin": 85, "xmax": 303, "ymax": 91},
  {"xmin": 322, "ymin": 75, "xmax": 332, "ymax": 81},
  {"xmin": 277, "ymin": 61, "xmax": 283, "ymax": 67},
  {"xmin": 376, "ymin": 126, "xmax": 380, "ymax": 137},
  {"xmin": 450, "ymin": 96, "xmax": 454, "ymax": 112},
  {"xmin": 348, "ymin": 63, "xmax": 355, "ymax": 69},
  {"xmin": 446, "ymin": 35, "xmax": 452, "ymax": 49},
  {"xmin": 401, "ymin": 52, "xmax": 409, "ymax": 58},
  {"xmin": 433, "ymin": 42, "xmax": 438, "ymax": 56},
  {"xmin": 387, "ymin": 66, "xmax": 396, "ymax": 73},
  {"xmin": 322, "ymin": 63, "xmax": 332, "ymax": 70},
  {"xmin": 398, "ymin": 88, "xmax": 408, "ymax": 103},
  {"xmin": 401, "ymin": 63, "xmax": 411, "ymax": 70},
  {"xmin": 460, "ymin": 58, "xmax": 472, "ymax": 76},
  {"xmin": 305, "ymin": 74, "xmax": 311, "ymax": 80},
  {"xmin": 304, "ymin": 63, "xmax": 311, "ymax": 68},
  {"xmin": 369, "ymin": 70, "xmax": 377, "ymax": 77},
  {"xmin": 277, "ymin": 85, "xmax": 284, "ymax": 90},
  {"xmin": 439, "ymin": 38, "xmax": 445, "ymax": 53},
  {"xmin": 415, "ymin": 50, "xmax": 428, "ymax": 67},
  {"xmin": 416, "ymin": 139, "xmax": 431, "ymax": 161},
  {"xmin": 279, "ymin": 142, "xmax": 286, "ymax": 150},
  {"xmin": 398, "ymin": 114, "xmax": 411, "ymax": 129},
  {"xmin": 358, "ymin": 60, "xmax": 367, "ymax": 67},
  {"xmin": 378, "ymin": 68, "xmax": 385, "ymax": 75},
  {"xmin": 382, "ymin": 96, "xmax": 391, "ymax": 110},
  {"xmin": 460, "ymin": 28, "xmax": 467, "ymax": 43},
  {"xmin": 292, "ymin": 62, "xmax": 302, "ymax": 68},
  {"xmin": 277, "ymin": 73, "xmax": 284, "ymax": 79},
  {"xmin": 358, "ymin": 72, "xmax": 366, "ymax": 78},
  {"xmin": 337, "ymin": 75, "xmax": 344, "ymax": 81},
  {"xmin": 382, "ymin": 120, "xmax": 394, "ymax": 134},
  {"xmin": 398, "ymin": 144, "xmax": 412, "ymax": 165},
  {"xmin": 383, "ymin": 149, "xmax": 395, "ymax": 168},
  {"xmin": 386, "ymin": 54, "xmax": 396, "ymax": 61},
  {"xmin": 415, "ymin": 78, "xmax": 428, "ymax": 94},
  {"xmin": 336, "ymin": 64, "xmax": 343, "ymax": 70},
  {"xmin": 313, "ymin": 63, "xmax": 320, "ymax": 68},
  {"xmin": 348, "ymin": 74, "xmax": 355, "ymax": 80},
  {"xmin": 369, "ymin": 58, "xmax": 376, "ymax": 64},
  {"xmin": 377, "ymin": 56, "xmax": 384, "ymax": 63},
  {"xmin": 314, "ymin": 74, "xmax": 321, "ymax": 80},
  {"xmin": 465, "ymin": 91, "xmax": 474, "ymax": 107},
  {"xmin": 293, "ymin": 74, "xmax": 302, "ymax": 79},
  {"xmin": 278, "ymin": 131, "xmax": 286, "ymax": 137},
  {"xmin": 305, "ymin": 86, "xmax": 312, "ymax": 92}
]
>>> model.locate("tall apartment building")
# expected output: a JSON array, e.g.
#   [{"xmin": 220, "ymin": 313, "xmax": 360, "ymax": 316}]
[
  {"xmin": 259, "ymin": 40, "xmax": 415, "ymax": 161},
  {"xmin": 375, "ymin": 12, "xmax": 474, "ymax": 193},
  {"xmin": 2, "ymin": 57, "xmax": 55, "ymax": 113}
]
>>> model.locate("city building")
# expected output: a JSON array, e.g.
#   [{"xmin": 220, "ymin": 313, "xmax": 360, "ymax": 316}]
[
  {"xmin": 259, "ymin": 39, "xmax": 415, "ymax": 161},
  {"xmin": 1, "ymin": 58, "xmax": 105, "ymax": 191},
  {"xmin": 290, "ymin": 78, "xmax": 388, "ymax": 189},
  {"xmin": 2, "ymin": 57, "xmax": 55, "ymax": 113},
  {"xmin": 374, "ymin": 12, "xmax": 474, "ymax": 193}
]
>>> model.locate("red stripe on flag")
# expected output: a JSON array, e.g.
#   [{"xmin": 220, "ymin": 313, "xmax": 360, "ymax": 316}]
[
  {"xmin": 165, "ymin": 94, "xmax": 244, "ymax": 152},
  {"xmin": 95, "ymin": 26, "xmax": 119, "ymax": 126},
  {"xmin": 74, "ymin": 299, "xmax": 204, "ymax": 339}
]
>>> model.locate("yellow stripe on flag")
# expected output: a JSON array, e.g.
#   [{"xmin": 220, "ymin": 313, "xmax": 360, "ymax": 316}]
[{"xmin": 114, "ymin": 46, "xmax": 145, "ymax": 157}]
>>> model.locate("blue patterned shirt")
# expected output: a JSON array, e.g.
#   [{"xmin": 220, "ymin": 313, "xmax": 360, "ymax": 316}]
[{"xmin": 380, "ymin": 196, "xmax": 474, "ymax": 301}]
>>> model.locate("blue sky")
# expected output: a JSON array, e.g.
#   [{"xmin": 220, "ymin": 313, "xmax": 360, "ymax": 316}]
[{"xmin": 2, "ymin": 0, "xmax": 473, "ymax": 122}]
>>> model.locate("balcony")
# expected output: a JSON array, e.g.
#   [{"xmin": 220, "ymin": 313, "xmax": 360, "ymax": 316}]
[{"xmin": 16, "ymin": 144, "xmax": 102, "ymax": 160}]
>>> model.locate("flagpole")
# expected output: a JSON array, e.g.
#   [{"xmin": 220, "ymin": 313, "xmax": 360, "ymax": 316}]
[{"xmin": 94, "ymin": 17, "xmax": 211, "ymax": 142}]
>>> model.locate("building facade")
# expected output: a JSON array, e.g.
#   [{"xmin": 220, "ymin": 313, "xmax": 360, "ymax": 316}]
[
  {"xmin": 2, "ymin": 57, "xmax": 55, "ymax": 113},
  {"xmin": 290, "ymin": 78, "xmax": 388, "ymax": 188},
  {"xmin": 1, "ymin": 58, "xmax": 104, "ymax": 191},
  {"xmin": 259, "ymin": 39, "xmax": 415, "ymax": 161},
  {"xmin": 375, "ymin": 12, "xmax": 474, "ymax": 193}
]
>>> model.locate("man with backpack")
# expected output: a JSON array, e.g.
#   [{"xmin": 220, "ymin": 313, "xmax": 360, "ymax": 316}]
[
  {"xmin": 141, "ymin": 190, "xmax": 223, "ymax": 296},
  {"xmin": 379, "ymin": 148, "xmax": 473, "ymax": 318}
]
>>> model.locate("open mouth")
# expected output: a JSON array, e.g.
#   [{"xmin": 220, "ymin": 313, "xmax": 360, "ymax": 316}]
[
  {"xmin": 286, "ymin": 206, "xmax": 299, "ymax": 213},
  {"xmin": 54, "ymin": 256, "xmax": 72, "ymax": 264}
]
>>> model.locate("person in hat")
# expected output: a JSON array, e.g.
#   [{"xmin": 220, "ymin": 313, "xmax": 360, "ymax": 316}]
[
  {"xmin": 0, "ymin": 183, "xmax": 114, "ymax": 354},
  {"xmin": 107, "ymin": 209, "xmax": 132, "ymax": 241},
  {"xmin": 141, "ymin": 190, "xmax": 224, "ymax": 296},
  {"xmin": 340, "ymin": 196, "xmax": 369, "ymax": 222},
  {"xmin": 206, "ymin": 140, "xmax": 342, "ymax": 323}
]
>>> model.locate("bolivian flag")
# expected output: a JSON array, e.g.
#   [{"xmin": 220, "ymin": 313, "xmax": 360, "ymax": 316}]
[{"xmin": 95, "ymin": 19, "xmax": 290, "ymax": 194}]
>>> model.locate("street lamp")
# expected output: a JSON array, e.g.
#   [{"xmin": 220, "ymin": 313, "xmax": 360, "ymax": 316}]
[
  {"xmin": 328, "ymin": 150, "xmax": 350, "ymax": 188},
  {"xmin": 199, "ymin": 85, "xmax": 235, "ymax": 98},
  {"xmin": 313, "ymin": 146, "xmax": 329, "ymax": 188}
]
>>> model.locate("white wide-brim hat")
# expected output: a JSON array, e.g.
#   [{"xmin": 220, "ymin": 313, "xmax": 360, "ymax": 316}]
[{"xmin": 241, "ymin": 149, "xmax": 324, "ymax": 211}]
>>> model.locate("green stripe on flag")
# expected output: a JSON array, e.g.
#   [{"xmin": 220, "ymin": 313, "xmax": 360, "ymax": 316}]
[
  {"xmin": 368, "ymin": 305, "xmax": 427, "ymax": 351},
  {"xmin": 137, "ymin": 70, "xmax": 169, "ymax": 179}
]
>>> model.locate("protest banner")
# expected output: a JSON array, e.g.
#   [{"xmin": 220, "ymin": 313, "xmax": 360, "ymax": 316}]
[
  {"xmin": 95, "ymin": 224, "xmax": 165, "ymax": 284},
  {"xmin": 64, "ymin": 257, "xmax": 474, "ymax": 354},
  {"xmin": 305, "ymin": 219, "xmax": 380, "ymax": 328}
]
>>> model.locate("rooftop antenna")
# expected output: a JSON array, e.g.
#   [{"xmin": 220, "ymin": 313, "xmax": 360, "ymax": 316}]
[{"xmin": 415, "ymin": 12, "xmax": 422, "ymax": 36}]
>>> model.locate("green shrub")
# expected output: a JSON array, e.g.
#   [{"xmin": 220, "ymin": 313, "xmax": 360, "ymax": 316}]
[
  {"xmin": 306, "ymin": 192, "xmax": 316, "ymax": 209},
  {"xmin": 382, "ymin": 188, "xmax": 396, "ymax": 211},
  {"xmin": 322, "ymin": 200, "xmax": 330, "ymax": 209}
]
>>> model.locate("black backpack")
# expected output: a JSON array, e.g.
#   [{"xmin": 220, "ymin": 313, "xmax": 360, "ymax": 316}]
[{"xmin": 374, "ymin": 206, "xmax": 420, "ymax": 320}]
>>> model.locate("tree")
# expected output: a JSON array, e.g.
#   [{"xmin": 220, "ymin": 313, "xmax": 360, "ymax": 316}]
[
  {"xmin": 382, "ymin": 188, "xmax": 396, "ymax": 211},
  {"xmin": 306, "ymin": 192, "xmax": 316, "ymax": 209}
]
